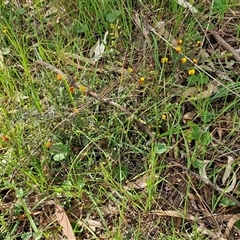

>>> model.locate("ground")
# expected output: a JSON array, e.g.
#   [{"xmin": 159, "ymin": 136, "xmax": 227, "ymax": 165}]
[{"xmin": 0, "ymin": 0, "xmax": 240, "ymax": 239}]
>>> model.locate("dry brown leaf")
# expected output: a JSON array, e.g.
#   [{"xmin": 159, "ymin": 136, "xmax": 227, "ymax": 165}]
[
  {"xmin": 182, "ymin": 87, "xmax": 199, "ymax": 98},
  {"xmin": 177, "ymin": 0, "xmax": 198, "ymax": 13},
  {"xmin": 54, "ymin": 203, "xmax": 76, "ymax": 240},
  {"xmin": 190, "ymin": 82, "xmax": 215, "ymax": 100},
  {"xmin": 222, "ymin": 156, "xmax": 234, "ymax": 185},
  {"xmin": 155, "ymin": 21, "xmax": 178, "ymax": 46},
  {"xmin": 224, "ymin": 213, "xmax": 240, "ymax": 239},
  {"xmin": 124, "ymin": 174, "xmax": 158, "ymax": 190},
  {"xmin": 183, "ymin": 111, "xmax": 197, "ymax": 123},
  {"xmin": 101, "ymin": 204, "xmax": 119, "ymax": 216},
  {"xmin": 154, "ymin": 210, "xmax": 195, "ymax": 220},
  {"xmin": 200, "ymin": 160, "xmax": 237, "ymax": 193},
  {"xmin": 78, "ymin": 218, "xmax": 102, "ymax": 233}
]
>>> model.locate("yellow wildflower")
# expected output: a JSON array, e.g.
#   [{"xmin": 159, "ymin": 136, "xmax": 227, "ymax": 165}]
[
  {"xmin": 57, "ymin": 74, "xmax": 63, "ymax": 80},
  {"xmin": 175, "ymin": 46, "xmax": 181, "ymax": 53},
  {"xmin": 162, "ymin": 114, "xmax": 167, "ymax": 120},
  {"xmin": 45, "ymin": 141, "xmax": 52, "ymax": 148},
  {"xmin": 79, "ymin": 84, "xmax": 87, "ymax": 93},
  {"xmin": 181, "ymin": 57, "xmax": 187, "ymax": 64},
  {"xmin": 73, "ymin": 107, "xmax": 79, "ymax": 114},
  {"xmin": 196, "ymin": 41, "xmax": 202, "ymax": 47},
  {"xmin": 2, "ymin": 27, "xmax": 8, "ymax": 34},
  {"xmin": 192, "ymin": 58, "xmax": 197, "ymax": 64},
  {"xmin": 188, "ymin": 69, "xmax": 195, "ymax": 76},
  {"xmin": 177, "ymin": 39, "xmax": 183, "ymax": 45},
  {"xmin": 138, "ymin": 77, "xmax": 145, "ymax": 84},
  {"xmin": 127, "ymin": 67, "xmax": 133, "ymax": 73},
  {"xmin": 161, "ymin": 57, "xmax": 168, "ymax": 64}
]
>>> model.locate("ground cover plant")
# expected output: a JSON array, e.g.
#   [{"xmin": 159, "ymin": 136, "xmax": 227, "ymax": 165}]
[{"xmin": 0, "ymin": 0, "xmax": 240, "ymax": 239}]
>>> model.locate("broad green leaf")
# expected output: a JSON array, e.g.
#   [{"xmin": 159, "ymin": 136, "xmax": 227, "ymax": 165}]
[{"xmin": 106, "ymin": 10, "xmax": 120, "ymax": 23}]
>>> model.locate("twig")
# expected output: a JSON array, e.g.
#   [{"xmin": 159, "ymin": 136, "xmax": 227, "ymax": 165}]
[
  {"xmin": 212, "ymin": 33, "xmax": 240, "ymax": 62},
  {"xmin": 35, "ymin": 60, "xmax": 154, "ymax": 138},
  {"xmin": 35, "ymin": 60, "xmax": 78, "ymax": 88},
  {"xmin": 171, "ymin": 161, "xmax": 240, "ymax": 208}
]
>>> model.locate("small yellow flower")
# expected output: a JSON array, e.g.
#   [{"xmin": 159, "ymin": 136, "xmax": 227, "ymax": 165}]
[
  {"xmin": 73, "ymin": 107, "xmax": 79, "ymax": 114},
  {"xmin": 79, "ymin": 84, "xmax": 87, "ymax": 93},
  {"xmin": 175, "ymin": 46, "xmax": 182, "ymax": 53},
  {"xmin": 45, "ymin": 141, "xmax": 52, "ymax": 148},
  {"xmin": 188, "ymin": 69, "xmax": 195, "ymax": 76},
  {"xmin": 57, "ymin": 74, "xmax": 63, "ymax": 80},
  {"xmin": 138, "ymin": 77, "xmax": 145, "ymax": 83},
  {"xmin": 196, "ymin": 41, "xmax": 202, "ymax": 47},
  {"xmin": 161, "ymin": 57, "xmax": 168, "ymax": 63},
  {"xmin": 181, "ymin": 57, "xmax": 187, "ymax": 64},
  {"xmin": 177, "ymin": 39, "xmax": 183, "ymax": 45},
  {"xmin": 162, "ymin": 114, "xmax": 167, "ymax": 120},
  {"xmin": 192, "ymin": 58, "xmax": 197, "ymax": 64},
  {"xmin": 127, "ymin": 67, "xmax": 133, "ymax": 73}
]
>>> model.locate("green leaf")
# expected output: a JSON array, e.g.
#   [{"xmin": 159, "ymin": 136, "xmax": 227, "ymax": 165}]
[
  {"xmin": 106, "ymin": 10, "xmax": 120, "ymax": 23},
  {"xmin": 192, "ymin": 159, "xmax": 204, "ymax": 168},
  {"xmin": 53, "ymin": 153, "xmax": 67, "ymax": 161},
  {"xmin": 188, "ymin": 73, "xmax": 209, "ymax": 86},
  {"xmin": 191, "ymin": 125, "xmax": 201, "ymax": 140},
  {"xmin": 201, "ymin": 132, "xmax": 212, "ymax": 146},
  {"xmin": 220, "ymin": 197, "xmax": 236, "ymax": 207},
  {"xmin": 212, "ymin": 0, "xmax": 227, "ymax": 14},
  {"xmin": 113, "ymin": 165, "xmax": 128, "ymax": 181},
  {"xmin": 155, "ymin": 143, "xmax": 168, "ymax": 154}
]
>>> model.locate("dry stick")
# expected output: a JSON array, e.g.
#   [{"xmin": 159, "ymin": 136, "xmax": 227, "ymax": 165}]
[
  {"xmin": 35, "ymin": 60, "xmax": 154, "ymax": 138},
  {"xmin": 212, "ymin": 33, "xmax": 240, "ymax": 62},
  {"xmin": 171, "ymin": 161, "xmax": 240, "ymax": 208}
]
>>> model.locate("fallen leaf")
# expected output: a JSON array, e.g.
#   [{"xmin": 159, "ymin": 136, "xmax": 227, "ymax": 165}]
[
  {"xmin": 182, "ymin": 87, "xmax": 199, "ymax": 98},
  {"xmin": 199, "ymin": 160, "xmax": 237, "ymax": 193},
  {"xmin": 89, "ymin": 31, "xmax": 109, "ymax": 62},
  {"xmin": 54, "ymin": 203, "xmax": 76, "ymax": 240},
  {"xmin": 190, "ymin": 82, "xmax": 215, "ymax": 100},
  {"xmin": 177, "ymin": 0, "xmax": 198, "ymax": 14},
  {"xmin": 183, "ymin": 111, "xmax": 197, "ymax": 123},
  {"xmin": 222, "ymin": 156, "xmax": 234, "ymax": 185},
  {"xmin": 78, "ymin": 218, "xmax": 102, "ymax": 232},
  {"xmin": 124, "ymin": 174, "xmax": 158, "ymax": 190},
  {"xmin": 155, "ymin": 21, "xmax": 178, "ymax": 46}
]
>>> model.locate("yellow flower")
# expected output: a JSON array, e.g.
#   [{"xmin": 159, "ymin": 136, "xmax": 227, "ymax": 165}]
[
  {"xmin": 57, "ymin": 74, "xmax": 63, "ymax": 80},
  {"xmin": 192, "ymin": 58, "xmax": 197, "ymax": 64},
  {"xmin": 177, "ymin": 39, "xmax": 183, "ymax": 45},
  {"xmin": 2, "ymin": 26, "xmax": 8, "ymax": 34},
  {"xmin": 181, "ymin": 57, "xmax": 187, "ymax": 64},
  {"xmin": 162, "ymin": 114, "xmax": 167, "ymax": 120},
  {"xmin": 138, "ymin": 77, "xmax": 145, "ymax": 83},
  {"xmin": 175, "ymin": 46, "xmax": 181, "ymax": 53},
  {"xmin": 45, "ymin": 141, "xmax": 52, "ymax": 148},
  {"xmin": 73, "ymin": 107, "xmax": 79, "ymax": 114},
  {"xmin": 196, "ymin": 41, "xmax": 202, "ymax": 47},
  {"xmin": 188, "ymin": 69, "xmax": 195, "ymax": 76},
  {"xmin": 127, "ymin": 67, "xmax": 133, "ymax": 73},
  {"xmin": 161, "ymin": 57, "xmax": 168, "ymax": 63},
  {"xmin": 79, "ymin": 84, "xmax": 87, "ymax": 93}
]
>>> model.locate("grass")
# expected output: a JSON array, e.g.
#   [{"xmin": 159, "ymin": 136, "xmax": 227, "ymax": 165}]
[{"xmin": 0, "ymin": 0, "xmax": 240, "ymax": 239}]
